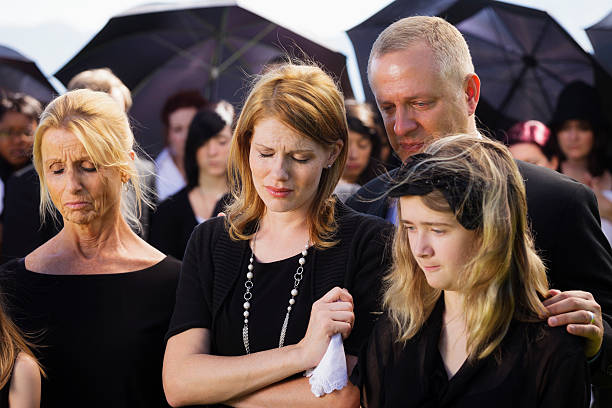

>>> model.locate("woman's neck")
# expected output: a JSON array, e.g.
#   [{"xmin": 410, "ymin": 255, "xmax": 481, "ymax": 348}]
[
  {"xmin": 62, "ymin": 209, "xmax": 138, "ymax": 260},
  {"xmin": 254, "ymin": 208, "xmax": 310, "ymax": 262},
  {"xmin": 197, "ymin": 171, "xmax": 228, "ymax": 196},
  {"xmin": 443, "ymin": 290, "xmax": 465, "ymax": 324}
]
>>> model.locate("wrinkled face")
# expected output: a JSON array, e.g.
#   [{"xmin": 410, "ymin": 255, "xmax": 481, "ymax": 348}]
[
  {"xmin": 342, "ymin": 130, "xmax": 373, "ymax": 184},
  {"xmin": 400, "ymin": 195, "xmax": 478, "ymax": 292},
  {"xmin": 249, "ymin": 117, "xmax": 339, "ymax": 216},
  {"xmin": 167, "ymin": 107, "xmax": 198, "ymax": 162},
  {"xmin": 196, "ymin": 125, "xmax": 232, "ymax": 177},
  {"xmin": 0, "ymin": 111, "xmax": 36, "ymax": 168},
  {"xmin": 509, "ymin": 142, "xmax": 557, "ymax": 170},
  {"xmin": 41, "ymin": 128, "xmax": 122, "ymax": 225},
  {"xmin": 370, "ymin": 45, "xmax": 469, "ymax": 162},
  {"xmin": 557, "ymin": 119, "xmax": 594, "ymax": 162}
]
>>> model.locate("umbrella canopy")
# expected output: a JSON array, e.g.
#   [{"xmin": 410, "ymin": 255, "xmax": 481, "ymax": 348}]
[
  {"xmin": 586, "ymin": 10, "xmax": 612, "ymax": 76},
  {"xmin": 0, "ymin": 44, "xmax": 57, "ymax": 104},
  {"xmin": 55, "ymin": 0, "xmax": 354, "ymax": 157},
  {"xmin": 347, "ymin": 0, "xmax": 610, "ymax": 136}
]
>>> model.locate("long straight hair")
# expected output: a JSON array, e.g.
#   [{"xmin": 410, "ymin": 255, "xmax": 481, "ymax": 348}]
[
  {"xmin": 0, "ymin": 300, "xmax": 44, "ymax": 388},
  {"xmin": 384, "ymin": 135, "xmax": 549, "ymax": 360}
]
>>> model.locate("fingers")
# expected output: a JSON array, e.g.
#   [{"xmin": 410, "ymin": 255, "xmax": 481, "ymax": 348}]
[
  {"xmin": 320, "ymin": 287, "xmax": 353, "ymax": 305},
  {"xmin": 547, "ymin": 310, "xmax": 598, "ymax": 328},
  {"xmin": 542, "ymin": 290, "xmax": 596, "ymax": 310}
]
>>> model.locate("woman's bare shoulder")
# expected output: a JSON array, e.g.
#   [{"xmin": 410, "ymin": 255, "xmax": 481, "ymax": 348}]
[{"xmin": 9, "ymin": 353, "xmax": 41, "ymax": 408}]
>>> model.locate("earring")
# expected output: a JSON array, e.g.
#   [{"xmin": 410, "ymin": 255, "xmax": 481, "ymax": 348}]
[{"xmin": 327, "ymin": 164, "xmax": 332, "ymax": 169}]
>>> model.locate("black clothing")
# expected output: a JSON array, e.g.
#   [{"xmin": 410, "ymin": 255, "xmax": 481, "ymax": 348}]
[
  {"xmin": 0, "ymin": 256, "xmax": 181, "ymax": 408},
  {"xmin": 149, "ymin": 188, "xmax": 230, "ymax": 260},
  {"xmin": 0, "ymin": 369, "xmax": 10, "ymax": 408},
  {"xmin": 1, "ymin": 165, "xmax": 62, "ymax": 264},
  {"xmin": 351, "ymin": 298, "xmax": 589, "ymax": 408},
  {"xmin": 166, "ymin": 201, "xmax": 393, "ymax": 359},
  {"xmin": 347, "ymin": 161, "xmax": 612, "ymax": 392}
]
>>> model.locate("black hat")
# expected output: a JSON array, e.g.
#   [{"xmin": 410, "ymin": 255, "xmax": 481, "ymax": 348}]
[{"xmin": 549, "ymin": 81, "xmax": 605, "ymax": 130}]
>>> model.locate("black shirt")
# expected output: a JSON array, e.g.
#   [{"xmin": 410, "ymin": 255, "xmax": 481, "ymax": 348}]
[
  {"xmin": 216, "ymin": 251, "xmax": 313, "ymax": 355},
  {"xmin": 149, "ymin": 187, "xmax": 229, "ymax": 260},
  {"xmin": 0, "ymin": 256, "xmax": 181, "ymax": 408},
  {"xmin": 351, "ymin": 297, "xmax": 590, "ymax": 408}
]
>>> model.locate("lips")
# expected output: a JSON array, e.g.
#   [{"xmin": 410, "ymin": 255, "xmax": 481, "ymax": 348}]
[
  {"xmin": 265, "ymin": 186, "xmax": 293, "ymax": 198},
  {"xmin": 421, "ymin": 265, "xmax": 441, "ymax": 272},
  {"xmin": 399, "ymin": 141, "xmax": 425, "ymax": 156},
  {"xmin": 64, "ymin": 201, "xmax": 90, "ymax": 209}
]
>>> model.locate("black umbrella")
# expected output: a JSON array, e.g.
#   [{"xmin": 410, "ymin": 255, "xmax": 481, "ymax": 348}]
[
  {"xmin": 347, "ymin": 0, "xmax": 611, "ymax": 136},
  {"xmin": 0, "ymin": 44, "xmax": 57, "ymax": 104},
  {"xmin": 55, "ymin": 0, "xmax": 354, "ymax": 157},
  {"xmin": 586, "ymin": 10, "xmax": 612, "ymax": 76}
]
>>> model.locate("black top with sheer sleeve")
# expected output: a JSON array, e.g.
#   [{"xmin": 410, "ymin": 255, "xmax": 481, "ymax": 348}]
[
  {"xmin": 351, "ymin": 297, "xmax": 590, "ymax": 408},
  {"xmin": 0, "ymin": 256, "xmax": 181, "ymax": 408}
]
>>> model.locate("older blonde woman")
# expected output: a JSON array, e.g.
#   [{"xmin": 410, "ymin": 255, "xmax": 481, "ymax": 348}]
[
  {"xmin": 352, "ymin": 135, "xmax": 588, "ymax": 407},
  {"xmin": 162, "ymin": 63, "xmax": 392, "ymax": 407},
  {"xmin": 0, "ymin": 89, "xmax": 181, "ymax": 407}
]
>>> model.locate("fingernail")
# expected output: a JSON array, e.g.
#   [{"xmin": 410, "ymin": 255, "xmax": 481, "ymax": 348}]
[{"xmin": 548, "ymin": 317, "xmax": 557, "ymax": 325}]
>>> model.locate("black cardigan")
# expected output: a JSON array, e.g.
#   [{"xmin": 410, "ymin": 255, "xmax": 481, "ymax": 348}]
[{"xmin": 166, "ymin": 200, "xmax": 394, "ymax": 356}]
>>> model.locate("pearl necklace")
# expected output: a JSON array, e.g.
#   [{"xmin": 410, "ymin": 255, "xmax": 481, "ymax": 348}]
[{"xmin": 242, "ymin": 239, "xmax": 310, "ymax": 354}]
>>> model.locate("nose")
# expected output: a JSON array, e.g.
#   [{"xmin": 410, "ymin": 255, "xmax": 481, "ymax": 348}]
[
  {"xmin": 270, "ymin": 155, "xmax": 289, "ymax": 181},
  {"xmin": 411, "ymin": 231, "xmax": 434, "ymax": 259},
  {"xmin": 347, "ymin": 144, "xmax": 358, "ymax": 160},
  {"xmin": 66, "ymin": 168, "xmax": 84, "ymax": 193},
  {"xmin": 393, "ymin": 106, "xmax": 418, "ymax": 139}
]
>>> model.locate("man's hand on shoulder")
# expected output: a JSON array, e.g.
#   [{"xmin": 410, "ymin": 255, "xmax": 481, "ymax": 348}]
[{"xmin": 544, "ymin": 289, "xmax": 603, "ymax": 358}]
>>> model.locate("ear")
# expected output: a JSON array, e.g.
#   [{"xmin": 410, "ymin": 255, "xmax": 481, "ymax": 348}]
[
  {"xmin": 327, "ymin": 139, "xmax": 344, "ymax": 167},
  {"xmin": 464, "ymin": 74, "xmax": 480, "ymax": 116}
]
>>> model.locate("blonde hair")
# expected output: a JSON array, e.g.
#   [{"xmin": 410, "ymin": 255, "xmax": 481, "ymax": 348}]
[
  {"xmin": 226, "ymin": 63, "xmax": 348, "ymax": 248},
  {"xmin": 384, "ymin": 134, "xmax": 549, "ymax": 360},
  {"xmin": 368, "ymin": 16, "xmax": 474, "ymax": 92},
  {"xmin": 67, "ymin": 68, "xmax": 132, "ymax": 111},
  {"xmin": 0, "ymin": 299, "xmax": 44, "ymax": 387},
  {"xmin": 33, "ymin": 89, "xmax": 150, "ymax": 232}
]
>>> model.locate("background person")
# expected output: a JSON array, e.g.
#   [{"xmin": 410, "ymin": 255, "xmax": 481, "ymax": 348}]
[
  {"xmin": 156, "ymin": 90, "xmax": 207, "ymax": 202},
  {"xmin": 0, "ymin": 92, "xmax": 42, "ymax": 257},
  {"xmin": 505, "ymin": 120, "xmax": 558, "ymax": 170},
  {"xmin": 334, "ymin": 100, "xmax": 384, "ymax": 202},
  {"xmin": 344, "ymin": 16, "xmax": 612, "ymax": 405},
  {"xmin": 162, "ymin": 63, "xmax": 391, "ymax": 407},
  {"xmin": 0, "ymin": 89, "xmax": 181, "ymax": 407},
  {"xmin": 548, "ymin": 81, "xmax": 612, "ymax": 245},
  {"xmin": 353, "ymin": 135, "xmax": 589, "ymax": 407},
  {"xmin": 149, "ymin": 103, "xmax": 233, "ymax": 260}
]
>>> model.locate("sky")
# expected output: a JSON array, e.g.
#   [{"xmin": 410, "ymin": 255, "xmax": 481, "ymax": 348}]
[{"xmin": 1, "ymin": 0, "xmax": 611, "ymax": 100}]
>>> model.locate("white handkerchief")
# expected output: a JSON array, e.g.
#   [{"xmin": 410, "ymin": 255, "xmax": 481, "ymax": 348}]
[{"xmin": 304, "ymin": 333, "xmax": 348, "ymax": 397}]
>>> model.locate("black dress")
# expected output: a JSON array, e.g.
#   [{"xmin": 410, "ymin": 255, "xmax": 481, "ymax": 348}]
[
  {"xmin": 0, "ymin": 256, "xmax": 181, "ymax": 408},
  {"xmin": 166, "ymin": 201, "xmax": 393, "ymax": 406},
  {"xmin": 351, "ymin": 297, "xmax": 590, "ymax": 408},
  {"xmin": 149, "ymin": 187, "xmax": 230, "ymax": 260}
]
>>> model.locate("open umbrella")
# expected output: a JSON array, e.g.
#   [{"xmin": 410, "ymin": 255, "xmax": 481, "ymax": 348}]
[
  {"xmin": 347, "ymin": 0, "xmax": 611, "ymax": 135},
  {"xmin": 0, "ymin": 44, "xmax": 57, "ymax": 104},
  {"xmin": 586, "ymin": 10, "xmax": 612, "ymax": 76},
  {"xmin": 55, "ymin": 0, "xmax": 353, "ymax": 157}
]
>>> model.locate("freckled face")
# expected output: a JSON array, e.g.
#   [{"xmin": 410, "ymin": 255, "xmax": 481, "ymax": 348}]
[
  {"xmin": 41, "ymin": 128, "xmax": 122, "ymax": 225},
  {"xmin": 400, "ymin": 195, "xmax": 478, "ymax": 292},
  {"xmin": 249, "ymin": 117, "xmax": 336, "ymax": 216}
]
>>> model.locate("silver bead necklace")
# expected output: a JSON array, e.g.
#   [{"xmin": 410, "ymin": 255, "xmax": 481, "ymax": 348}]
[{"xmin": 242, "ymin": 236, "xmax": 310, "ymax": 354}]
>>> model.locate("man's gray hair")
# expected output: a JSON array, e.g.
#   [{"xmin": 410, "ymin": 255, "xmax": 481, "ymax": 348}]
[{"xmin": 368, "ymin": 16, "xmax": 475, "ymax": 89}]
